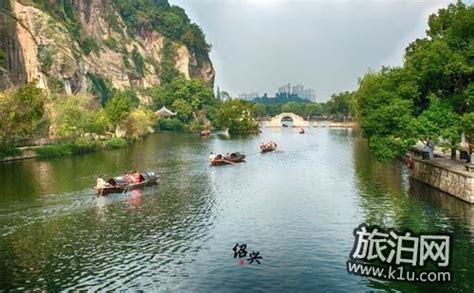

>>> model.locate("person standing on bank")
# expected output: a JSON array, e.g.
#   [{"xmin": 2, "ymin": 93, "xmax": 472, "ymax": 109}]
[{"xmin": 427, "ymin": 137, "xmax": 435, "ymax": 159}]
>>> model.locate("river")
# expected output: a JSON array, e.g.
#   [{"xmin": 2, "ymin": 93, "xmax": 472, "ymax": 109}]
[{"xmin": 0, "ymin": 128, "xmax": 473, "ymax": 291}]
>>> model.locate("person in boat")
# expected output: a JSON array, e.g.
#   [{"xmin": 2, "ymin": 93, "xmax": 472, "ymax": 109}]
[
  {"xmin": 209, "ymin": 152, "xmax": 216, "ymax": 164},
  {"xmin": 96, "ymin": 176, "xmax": 109, "ymax": 189},
  {"xmin": 124, "ymin": 172, "xmax": 133, "ymax": 184},
  {"xmin": 132, "ymin": 170, "xmax": 141, "ymax": 183}
]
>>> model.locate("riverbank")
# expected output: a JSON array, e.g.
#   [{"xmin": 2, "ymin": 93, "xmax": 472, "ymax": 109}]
[
  {"xmin": 0, "ymin": 138, "xmax": 129, "ymax": 162},
  {"xmin": 409, "ymin": 146, "xmax": 474, "ymax": 203}
]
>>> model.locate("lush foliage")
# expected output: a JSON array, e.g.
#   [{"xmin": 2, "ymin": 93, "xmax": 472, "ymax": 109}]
[
  {"xmin": 113, "ymin": 0, "xmax": 211, "ymax": 56},
  {"xmin": 51, "ymin": 95, "xmax": 96, "ymax": 139},
  {"xmin": 0, "ymin": 82, "xmax": 48, "ymax": 144},
  {"xmin": 249, "ymin": 101, "xmax": 326, "ymax": 118},
  {"xmin": 0, "ymin": 146, "xmax": 21, "ymax": 160},
  {"xmin": 325, "ymin": 91, "xmax": 355, "ymax": 118},
  {"xmin": 104, "ymin": 89, "xmax": 139, "ymax": 129},
  {"xmin": 36, "ymin": 138, "xmax": 129, "ymax": 158},
  {"xmin": 158, "ymin": 117, "xmax": 184, "ymax": 131},
  {"xmin": 149, "ymin": 76, "xmax": 220, "ymax": 130},
  {"xmin": 353, "ymin": 2, "xmax": 474, "ymax": 161},
  {"xmin": 123, "ymin": 108, "xmax": 157, "ymax": 139},
  {"xmin": 251, "ymin": 93, "xmax": 312, "ymax": 105},
  {"xmin": 217, "ymin": 100, "xmax": 259, "ymax": 134},
  {"xmin": 104, "ymin": 137, "xmax": 129, "ymax": 149}
]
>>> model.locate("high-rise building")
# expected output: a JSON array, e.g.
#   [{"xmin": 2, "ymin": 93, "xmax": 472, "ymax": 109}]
[
  {"xmin": 303, "ymin": 89, "xmax": 316, "ymax": 102},
  {"xmin": 278, "ymin": 83, "xmax": 291, "ymax": 95},
  {"xmin": 291, "ymin": 84, "xmax": 304, "ymax": 97}
]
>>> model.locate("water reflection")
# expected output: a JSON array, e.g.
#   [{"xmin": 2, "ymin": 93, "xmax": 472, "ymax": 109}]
[
  {"xmin": 0, "ymin": 131, "xmax": 473, "ymax": 291},
  {"xmin": 352, "ymin": 131, "xmax": 474, "ymax": 292}
]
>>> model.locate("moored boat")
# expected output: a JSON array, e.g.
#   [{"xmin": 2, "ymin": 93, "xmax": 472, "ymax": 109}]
[
  {"xmin": 299, "ymin": 128, "xmax": 305, "ymax": 134},
  {"xmin": 200, "ymin": 130, "xmax": 210, "ymax": 136},
  {"xmin": 224, "ymin": 152, "xmax": 246, "ymax": 163},
  {"xmin": 96, "ymin": 171, "xmax": 160, "ymax": 195}
]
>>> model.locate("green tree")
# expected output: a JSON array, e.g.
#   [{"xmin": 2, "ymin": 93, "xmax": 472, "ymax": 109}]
[
  {"xmin": 281, "ymin": 102, "xmax": 304, "ymax": 115},
  {"xmin": 353, "ymin": 2, "xmax": 473, "ymax": 161},
  {"xmin": 105, "ymin": 89, "xmax": 138, "ymax": 129},
  {"xmin": 0, "ymin": 82, "xmax": 47, "ymax": 144},
  {"xmin": 252, "ymin": 103, "xmax": 266, "ymax": 118},
  {"xmin": 52, "ymin": 95, "xmax": 94, "ymax": 139},
  {"xmin": 217, "ymin": 99, "xmax": 259, "ymax": 134},
  {"xmin": 304, "ymin": 103, "xmax": 323, "ymax": 117},
  {"xmin": 172, "ymin": 98, "xmax": 193, "ymax": 122},
  {"xmin": 326, "ymin": 91, "xmax": 354, "ymax": 118},
  {"xmin": 416, "ymin": 97, "xmax": 462, "ymax": 159},
  {"xmin": 124, "ymin": 108, "xmax": 157, "ymax": 139}
]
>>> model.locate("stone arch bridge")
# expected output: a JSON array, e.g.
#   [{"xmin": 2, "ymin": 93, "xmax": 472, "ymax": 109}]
[{"xmin": 265, "ymin": 112, "xmax": 309, "ymax": 127}]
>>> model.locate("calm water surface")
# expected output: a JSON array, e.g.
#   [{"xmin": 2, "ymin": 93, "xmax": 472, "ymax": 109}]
[{"xmin": 0, "ymin": 128, "xmax": 473, "ymax": 291}]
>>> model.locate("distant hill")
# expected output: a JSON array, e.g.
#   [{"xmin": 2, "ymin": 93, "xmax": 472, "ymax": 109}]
[{"xmin": 250, "ymin": 93, "xmax": 312, "ymax": 105}]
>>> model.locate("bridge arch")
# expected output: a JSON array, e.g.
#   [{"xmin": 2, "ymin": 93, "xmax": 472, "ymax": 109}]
[{"xmin": 266, "ymin": 112, "xmax": 309, "ymax": 127}]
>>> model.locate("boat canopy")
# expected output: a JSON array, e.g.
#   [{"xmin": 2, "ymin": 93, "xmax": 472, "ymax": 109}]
[
  {"xmin": 107, "ymin": 176, "xmax": 127, "ymax": 186},
  {"xmin": 140, "ymin": 171, "xmax": 156, "ymax": 181}
]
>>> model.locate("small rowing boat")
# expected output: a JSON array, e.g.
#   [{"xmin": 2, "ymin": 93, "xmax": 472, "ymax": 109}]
[
  {"xmin": 224, "ymin": 152, "xmax": 246, "ymax": 163},
  {"xmin": 260, "ymin": 142, "xmax": 277, "ymax": 153},
  {"xmin": 96, "ymin": 171, "xmax": 160, "ymax": 195},
  {"xmin": 200, "ymin": 130, "xmax": 210, "ymax": 136}
]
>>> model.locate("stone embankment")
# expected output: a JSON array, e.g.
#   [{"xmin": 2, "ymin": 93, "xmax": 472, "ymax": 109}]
[{"xmin": 409, "ymin": 147, "xmax": 474, "ymax": 203}]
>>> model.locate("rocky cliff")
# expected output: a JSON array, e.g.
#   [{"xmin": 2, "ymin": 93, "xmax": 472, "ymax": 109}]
[{"xmin": 0, "ymin": 0, "xmax": 214, "ymax": 97}]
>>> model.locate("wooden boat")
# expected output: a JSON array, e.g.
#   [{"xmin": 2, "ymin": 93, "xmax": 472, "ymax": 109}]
[
  {"xmin": 210, "ymin": 154, "xmax": 233, "ymax": 166},
  {"xmin": 260, "ymin": 143, "xmax": 277, "ymax": 153},
  {"xmin": 224, "ymin": 152, "xmax": 246, "ymax": 163},
  {"xmin": 299, "ymin": 128, "xmax": 305, "ymax": 134},
  {"xmin": 282, "ymin": 124, "xmax": 288, "ymax": 128},
  {"xmin": 96, "ymin": 171, "xmax": 160, "ymax": 195},
  {"xmin": 200, "ymin": 130, "xmax": 210, "ymax": 136}
]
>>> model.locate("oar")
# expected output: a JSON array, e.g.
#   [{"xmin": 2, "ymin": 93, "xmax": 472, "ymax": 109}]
[
  {"xmin": 222, "ymin": 159, "xmax": 235, "ymax": 165},
  {"xmin": 122, "ymin": 183, "xmax": 131, "ymax": 195}
]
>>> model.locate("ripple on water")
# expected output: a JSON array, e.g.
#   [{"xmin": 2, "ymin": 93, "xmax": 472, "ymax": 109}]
[{"xmin": 0, "ymin": 130, "xmax": 473, "ymax": 292}]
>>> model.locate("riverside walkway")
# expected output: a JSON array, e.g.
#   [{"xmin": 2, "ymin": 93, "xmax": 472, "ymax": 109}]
[{"xmin": 410, "ymin": 144, "xmax": 474, "ymax": 203}]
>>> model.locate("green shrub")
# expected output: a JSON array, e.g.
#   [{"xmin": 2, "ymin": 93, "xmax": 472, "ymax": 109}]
[
  {"xmin": 81, "ymin": 37, "xmax": 101, "ymax": 56},
  {"xmin": 104, "ymin": 138, "xmax": 129, "ymax": 149},
  {"xmin": 158, "ymin": 117, "xmax": 183, "ymax": 131},
  {"xmin": 36, "ymin": 144, "xmax": 72, "ymax": 158},
  {"xmin": 71, "ymin": 139, "xmax": 98, "ymax": 154},
  {"xmin": 103, "ymin": 38, "xmax": 119, "ymax": 51},
  {"xmin": 0, "ymin": 49, "xmax": 5, "ymax": 68},
  {"xmin": 0, "ymin": 146, "xmax": 21, "ymax": 160},
  {"xmin": 38, "ymin": 45, "xmax": 54, "ymax": 73},
  {"xmin": 88, "ymin": 73, "xmax": 113, "ymax": 105},
  {"xmin": 36, "ymin": 140, "xmax": 98, "ymax": 158},
  {"xmin": 132, "ymin": 47, "xmax": 145, "ymax": 77}
]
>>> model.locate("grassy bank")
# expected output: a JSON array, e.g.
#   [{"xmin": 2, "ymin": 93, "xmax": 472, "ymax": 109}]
[
  {"xmin": 35, "ymin": 138, "xmax": 130, "ymax": 158},
  {"xmin": 0, "ymin": 146, "xmax": 23, "ymax": 160}
]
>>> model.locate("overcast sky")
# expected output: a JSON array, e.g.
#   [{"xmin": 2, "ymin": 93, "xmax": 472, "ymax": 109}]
[{"xmin": 171, "ymin": 0, "xmax": 459, "ymax": 101}]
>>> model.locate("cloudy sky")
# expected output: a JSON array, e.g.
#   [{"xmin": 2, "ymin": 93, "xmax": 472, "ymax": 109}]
[{"xmin": 171, "ymin": 0, "xmax": 458, "ymax": 101}]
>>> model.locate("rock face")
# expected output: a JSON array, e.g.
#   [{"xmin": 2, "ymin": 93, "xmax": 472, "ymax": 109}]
[{"xmin": 0, "ymin": 0, "xmax": 214, "ymax": 95}]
